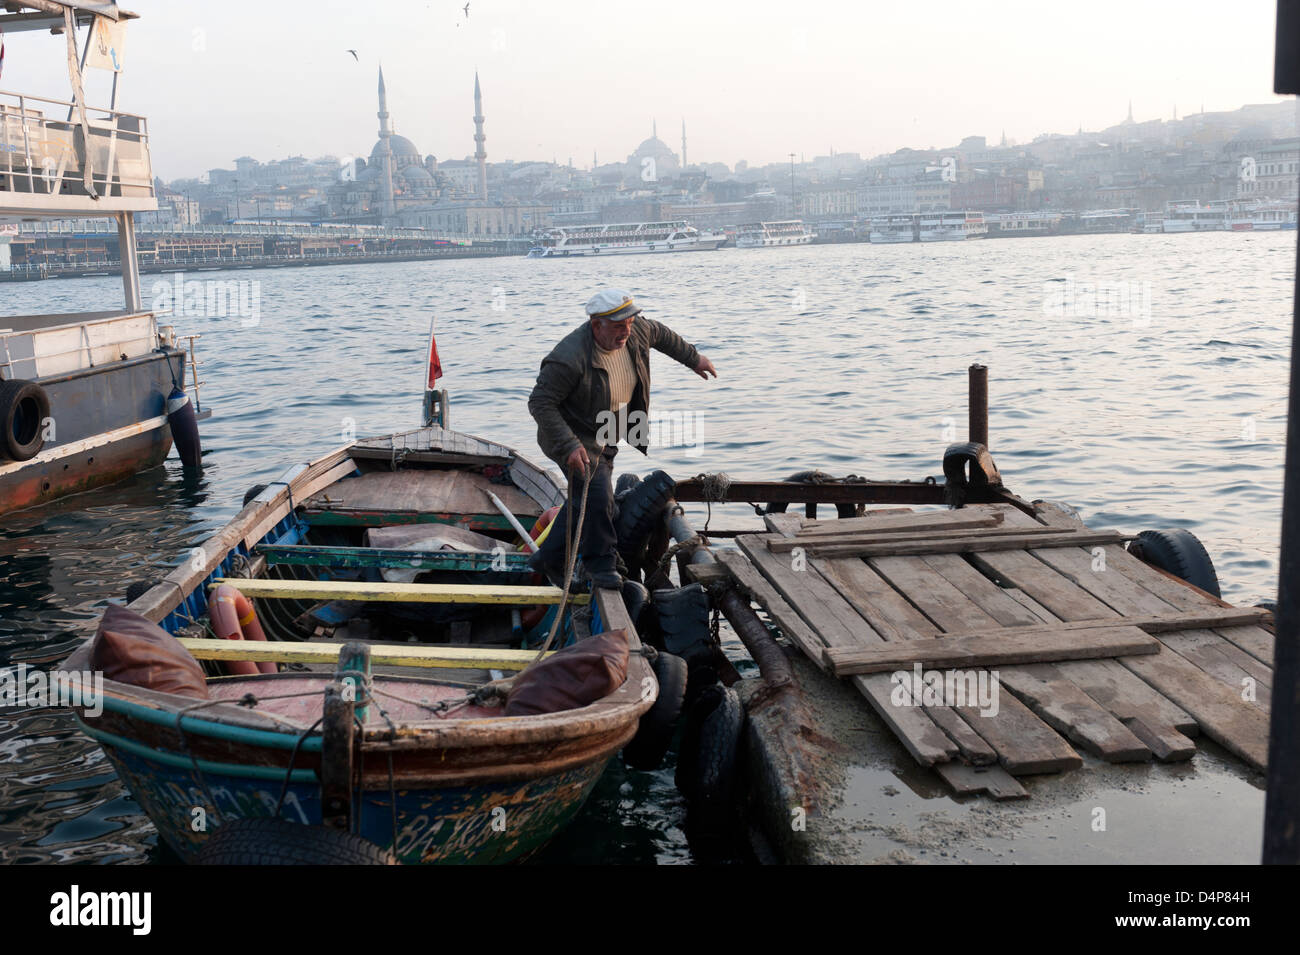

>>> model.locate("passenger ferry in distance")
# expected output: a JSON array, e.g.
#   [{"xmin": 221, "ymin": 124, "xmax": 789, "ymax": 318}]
[
  {"xmin": 1229, "ymin": 199, "xmax": 1298, "ymax": 231},
  {"xmin": 918, "ymin": 211, "xmax": 988, "ymax": 242},
  {"xmin": 735, "ymin": 220, "xmax": 816, "ymax": 248},
  {"xmin": 525, "ymin": 221, "xmax": 725, "ymax": 257},
  {"xmin": 869, "ymin": 214, "xmax": 918, "ymax": 243},
  {"xmin": 1162, "ymin": 200, "xmax": 1231, "ymax": 232}
]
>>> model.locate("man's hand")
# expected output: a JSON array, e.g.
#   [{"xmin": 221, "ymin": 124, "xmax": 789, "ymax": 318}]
[
  {"xmin": 565, "ymin": 445, "xmax": 591, "ymax": 477},
  {"xmin": 694, "ymin": 354, "xmax": 718, "ymax": 380}
]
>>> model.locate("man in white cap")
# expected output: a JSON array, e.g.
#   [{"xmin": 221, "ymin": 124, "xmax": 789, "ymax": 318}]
[{"xmin": 528, "ymin": 288, "xmax": 717, "ymax": 589}]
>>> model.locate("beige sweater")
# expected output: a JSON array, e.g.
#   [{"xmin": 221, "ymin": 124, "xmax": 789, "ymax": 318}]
[{"xmin": 594, "ymin": 344, "xmax": 637, "ymax": 444}]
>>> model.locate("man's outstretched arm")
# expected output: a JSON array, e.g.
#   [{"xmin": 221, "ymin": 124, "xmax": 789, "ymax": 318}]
[{"xmin": 643, "ymin": 317, "xmax": 717, "ymax": 379}]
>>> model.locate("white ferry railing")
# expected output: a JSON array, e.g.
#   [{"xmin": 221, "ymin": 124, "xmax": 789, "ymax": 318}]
[{"xmin": 0, "ymin": 88, "xmax": 154, "ymax": 206}]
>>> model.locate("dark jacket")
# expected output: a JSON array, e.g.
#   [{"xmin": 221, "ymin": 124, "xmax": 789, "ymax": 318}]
[{"xmin": 528, "ymin": 316, "xmax": 701, "ymax": 469}]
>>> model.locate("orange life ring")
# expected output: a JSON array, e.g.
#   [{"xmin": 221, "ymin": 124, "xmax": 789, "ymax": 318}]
[{"xmin": 210, "ymin": 582, "xmax": 277, "ymax": 675}]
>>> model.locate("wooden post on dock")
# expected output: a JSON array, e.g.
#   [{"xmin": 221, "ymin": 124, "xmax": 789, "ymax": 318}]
[
  {"xmin": 1263, "ymin": 0, "xmax": 1300, "ymax": 866},
  {"xmin": 968, "ymin": 363, "xmax": 989, "ymax": 448}
]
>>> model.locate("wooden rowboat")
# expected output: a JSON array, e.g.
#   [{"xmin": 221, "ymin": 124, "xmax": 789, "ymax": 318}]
[{"xmin": 66, "ymin": 425, "xmax": 657, "ymax": 864}]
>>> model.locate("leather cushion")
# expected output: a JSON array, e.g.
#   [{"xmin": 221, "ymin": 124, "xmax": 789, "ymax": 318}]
[
  {"xmin": 504, "ymin": 629, "xmax": 629, "ymax": 716},
  {"xmin": 90, "ymin": 603, "xmax": 209, "ymax": 700}
]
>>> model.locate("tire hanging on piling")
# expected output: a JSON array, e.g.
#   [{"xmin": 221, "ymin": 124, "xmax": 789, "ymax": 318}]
[{"xmin": 675, "ymin": 683, "xmax": 744, "ymax": 814}]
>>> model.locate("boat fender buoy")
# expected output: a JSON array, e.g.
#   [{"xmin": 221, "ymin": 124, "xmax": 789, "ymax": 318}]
[
  {"xmin": 209, "ymin": 582, "xmax": 277, "ymax": 675},
  {"xmin": 622, "ymin": 651, "xmax": 688, "ymax": 771},
  {"xmin": 1127, "ymin": 528, "xmax": 1221, "ymax": 599},
  {"xmin": 0, "ymin": 378, "xmax": 51, "ymax": 462},
  {"xmin": 166, "ymin": 387, "xmax": 203, "ymax": 470},
  {"xmin": 242, "ymin": 483, "xmax": 268, "ymax": 507}
]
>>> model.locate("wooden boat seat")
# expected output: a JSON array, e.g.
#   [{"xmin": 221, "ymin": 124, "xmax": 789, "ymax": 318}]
[
  {"xmin": 212, "ymin": 577, "xmax": 588, "ymax": 606},
  {"xmin": 255, "ymin": 543, "xmax": 532, "ymax": 573}
]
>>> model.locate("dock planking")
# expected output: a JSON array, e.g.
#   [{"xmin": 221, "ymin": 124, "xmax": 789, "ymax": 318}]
[
  {"xmin": 714, "ymin": 500, "xmax": 1269, "ymax": 789},
  {"xmin": 974, "ymin": 546, "xmax": 1270, "ymax": 772},
  {"xmin": 734, "ymin": 534, "xmax": 960, "ymax": 766},
  {"xmin": 919, "ymin": 549, "xmax": 1162, "ymax": 761},
  {"xmin": 863, "ymin": 550, "xmax": 1084, "ymax": 775}
]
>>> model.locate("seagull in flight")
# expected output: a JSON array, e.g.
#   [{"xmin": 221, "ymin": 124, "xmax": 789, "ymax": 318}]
[
  {"xmin": 463, "ymin": 3, "xmax": 470, "ymax": 18},
  {"xmin": 345, "ymin": 49, "xmax": 359, "ymax": 61}
]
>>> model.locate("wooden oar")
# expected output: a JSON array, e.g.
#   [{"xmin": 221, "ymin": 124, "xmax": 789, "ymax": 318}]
[{"xmin": 487, "ymin": 490, "xmax": 539, "ymax": 553}]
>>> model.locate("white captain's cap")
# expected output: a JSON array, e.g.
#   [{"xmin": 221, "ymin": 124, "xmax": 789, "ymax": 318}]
[{"xmin": 585, "ymin": 288, "xmax": 642, "ymax": 322}]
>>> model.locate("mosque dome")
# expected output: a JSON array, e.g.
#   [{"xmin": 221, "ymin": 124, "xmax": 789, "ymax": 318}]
[{"xmin": 370, "ymin": 134, "xmax": 422, "ymax": 164}]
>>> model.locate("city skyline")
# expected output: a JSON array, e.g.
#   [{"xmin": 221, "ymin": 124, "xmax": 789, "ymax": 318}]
[{"xmin": 2, "ymin": 0, "xmax": 1291, "ymax": 179}]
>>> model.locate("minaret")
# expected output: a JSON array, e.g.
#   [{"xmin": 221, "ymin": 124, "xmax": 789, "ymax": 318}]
[
  {"xmin": 1126, "ymin": 99, "xmax": 1134, "ymax": 123},
  {"xmin": 376, "ymin": 65, "xmax": 397, "ymax": 219},
  {"xmin": 681, "ymin": 119, "xmax": 687, "ymax": 168},
  {"xmin": 473, "ymin": 72, "xmax": 487, "ymax": 201}
]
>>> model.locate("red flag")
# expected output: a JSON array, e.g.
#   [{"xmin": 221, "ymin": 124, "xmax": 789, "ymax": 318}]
[{"xmin": 426, "ymin": 316, "xmax": 443, "ymax": 387}]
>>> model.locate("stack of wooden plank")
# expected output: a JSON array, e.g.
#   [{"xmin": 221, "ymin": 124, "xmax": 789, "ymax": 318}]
[{"xmin": 714, "ymin": 503, "xmax": 1272, "ymax": 799}]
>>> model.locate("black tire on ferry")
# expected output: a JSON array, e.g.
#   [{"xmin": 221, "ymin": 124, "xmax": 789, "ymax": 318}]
[
  {"xmin": 0, "ymin": 379, "xmax": 51, "ymax": 462},
  {"xmin": 622, "ymin": 651, "xmax": 688, "ymax": 771},
  {"xmin": 196, "ymin": 818, "xmax": 396, "ymax": 865},
  {"xmin": 242, "ymin": 483, "xmax": 268, "ymax": 506},
  {"xmin": 1127, "ymin": 529, "xmax": 1221, "ymax": 599}
]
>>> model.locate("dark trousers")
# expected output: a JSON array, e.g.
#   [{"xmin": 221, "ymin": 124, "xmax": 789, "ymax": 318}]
[{"xmin": 539, "ymin": 446, "xmax": 618, "ymax": 573}]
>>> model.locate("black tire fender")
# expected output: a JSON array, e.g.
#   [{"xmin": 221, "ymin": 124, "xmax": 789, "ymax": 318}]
[
  {"xmin": 242, "ymin": 483, "xmax": 268, "ymax": 506},
  {"xmin": 614, "ymin": 469, "xmax": 676, "ymax": 548},
  {"xmin": 196, "ymin": 818, "xmax": 397, "ymax": 865},
  {"xmin": 622, "ymin": 651, "xmax": 688, "ymax": 771},
  {"xmin": 1127, "ymin": 528, "xmax": 1221, "ymax": 599},
  {"xmin": 675, "ymin": 683, "xmax": 744, "ymax": 808},
  {"xmin": 0, "ymin": 379, "xmax": 51, "ymax": 461}
]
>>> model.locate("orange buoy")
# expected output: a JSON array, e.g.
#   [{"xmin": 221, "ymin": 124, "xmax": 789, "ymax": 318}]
[{"xmin": 209, "ymin": 582, "xmax": 277, "ymax": 675}]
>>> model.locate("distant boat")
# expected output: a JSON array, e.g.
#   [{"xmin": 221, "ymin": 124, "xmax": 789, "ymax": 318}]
[
  {"xmin": 1162, "ymin": 200, "xmax": 1231, "ymax": 233},
  {"xmin": 869, "ymin": 214, "xmax": 918, "ymax": 243},
  {"xmin": 525, "ymin": 220, "xmax": 725, "ymax": 257},
  {"xmin": 918, "ymin": 211, "xmax": 987, "ymax": 242},
  {"xmin": 1229, "ymin": 199, "xmax": 1298, "ymax": 231},
  {"xmin": 735, "ymin": 220, "xmax": 815, "ymax": 248}
]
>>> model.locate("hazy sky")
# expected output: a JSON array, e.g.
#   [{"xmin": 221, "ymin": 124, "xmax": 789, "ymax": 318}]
[{"xmin": 6, "ymin": 0, "xmax": 1293, "ymax": 180}]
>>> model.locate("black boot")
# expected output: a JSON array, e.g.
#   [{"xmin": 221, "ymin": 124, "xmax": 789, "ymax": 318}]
[
  {"xmin": 583, "ymin": 554, "xmax": 624, "ymax": 592},
  {"xmin": 527, "ymin": 548, "xmax": 570, "ymax": 590}
]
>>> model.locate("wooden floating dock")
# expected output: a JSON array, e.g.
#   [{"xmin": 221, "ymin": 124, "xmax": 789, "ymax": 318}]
[{"xmin": 708, "ymin": 501, "xmax": 1273, "ymax": 799}]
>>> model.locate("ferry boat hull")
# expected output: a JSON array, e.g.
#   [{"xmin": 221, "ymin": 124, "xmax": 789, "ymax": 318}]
[{"xmin": 0, "ymin": 351, "xmax": 190, "ymax": 516}]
